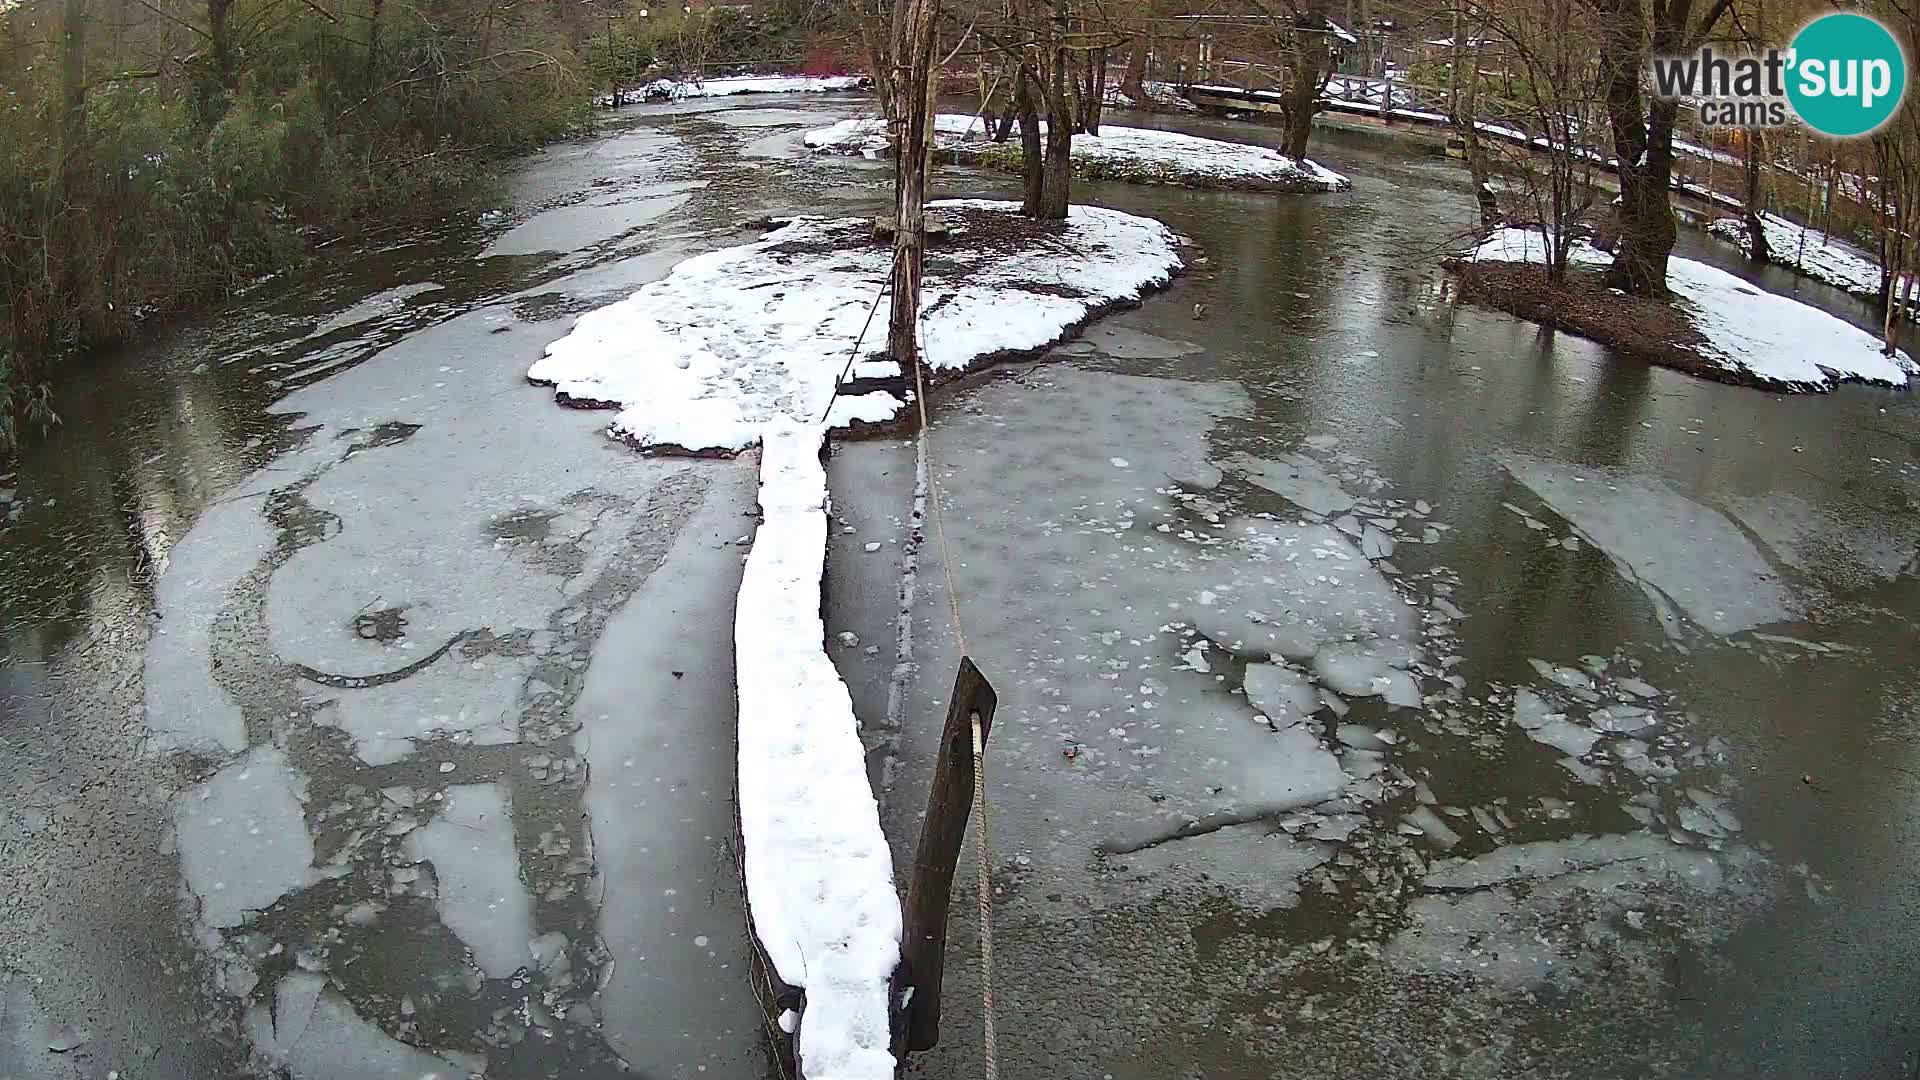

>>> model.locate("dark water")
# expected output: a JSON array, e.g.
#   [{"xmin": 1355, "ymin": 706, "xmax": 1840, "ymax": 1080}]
[
  {"xmin": 838, "ymin": 119, "xmax": 1920, "ymax": 1078},
  {"xmin": 2, "ymin": 97, "xmax": 1916, "ymax": 1079}
]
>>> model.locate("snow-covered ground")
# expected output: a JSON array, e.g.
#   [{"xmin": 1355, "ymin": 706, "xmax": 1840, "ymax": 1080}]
[
  {"xmin": 532, "ymin": 199, "xmax": 1181, "ymax": 1079},
  {"xmin": 530, "ymin": 199, "xmax": 1184, "ymax": 452},
  {"xmin": 1707, "ymin": 212, "xmax": 1900, "ymax": 302},
  {"xmin": 803, "ymin": 113, "xmax": 1351, "ymax": 192},
  {"xmin": 595, "ymin": 74, "xmax": 868, "ymax": 107},
  {"xmin": 1467, "ymin": 226, "xmax": 1916, "ymax": 391}
]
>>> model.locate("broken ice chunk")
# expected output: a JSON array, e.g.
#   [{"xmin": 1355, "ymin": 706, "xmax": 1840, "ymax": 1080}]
[
  {"xmin": 1360, "ymin": 527, "xmax": 1395, "ymax": 560},
  {"xmin": 1168, "ymin": 460, "xmax": 1224, "ymax": 491},
  {"xmin": 1334, "ymin": 724, "xmax": 1393, "ymax": 752},
  {"xmin": 1527, "ymin": 659, "xmax": 1593, "ymax": 690},
  {"xmin": 1616, "ymin": 677, "xmax": 1660, "ymax": 699},
  {"xmin": 1685, "ymin": 788, "xmax": 1742, "ymax": 833},
  {"xmin": 1588, "ymin": 705, "xmax": 1658, "ymax": 736},
  {"xmin": 1402, "ymin": 805, "xmax": 1462, "ymax": 849},
  {"xmin": 1342, "ymin": 749, "xmax": 1387, "ymax": 779},
  {"xmin": 1313, "ymin": 644, "xmax": 1421, "ymax": 708},
  {"xmin": 1229, "ymin": 452, "xmax": 1355, "ymax": 516},
  {"xmin": 1187, "ymin": 605, "xmax": 1319, "ymax": 662},
  {"xmin": 1244, "ymin": 663, "xmax": 1320, "ymax": 729}
]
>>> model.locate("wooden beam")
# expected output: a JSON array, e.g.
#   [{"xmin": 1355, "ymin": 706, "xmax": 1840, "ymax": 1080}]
[{"xmin": 897, "ymin": 656, "xmax": 997, "ymax": 1053}]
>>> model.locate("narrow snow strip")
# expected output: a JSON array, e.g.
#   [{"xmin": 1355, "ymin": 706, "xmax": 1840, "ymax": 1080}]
[
  {"xmin": 1466, "ymin": 226, "xmax": 1915, "ymax": 390},
  {"xmin": 804, "ymin": 113, "xmax": 1350, "ymax": 191},
  {"xmin": 596, "ymin": 74, "xmax": 869, "ymax": 107},
  {"xmin": 1707, "ymin": 212, "xmax": 1903, "ymax": 303},
  {"xmin": 529, "ymin": 199, "xmax": 1182, "ymax": 452},
  {"xmin": 737, "ymin": 422, "xmax": 899, "ymax": 1080}
]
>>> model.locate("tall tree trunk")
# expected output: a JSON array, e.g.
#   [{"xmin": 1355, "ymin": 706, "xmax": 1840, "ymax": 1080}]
[
  {"xmin": 1594, "ymin": 0, "xmax": 1730, "ymax": 297},
  {"xmin": 1882, "ymin": 188, "xmax": 1907, "ymax": 354},
  {"xmin": 867, "ymin": 8, "xmax": 901, "ymax": 121},
  {"xmin": 886, "ymin": 0, "xmax": 941, "ymax": 366},
  {"xmin": 208, "ymin": 0, "xmax": 236, "ymax": 90},
  {"xmin": 1280, "ymin": 0, "xmax": 1328, "ymax": 159},
  {"xmin": 1087, "ymin": 45, "xmax": 1107, "ymax": 134},
  {"xmin": 1595, "ymin": 0, "xmax": 1670, "ymax": 297},
  {"xmin": 1357, "ymin": 0, "xmax": 1372, "ymax": 74},
  {"xmin": 1446, "ymin": 0, "xmax": 1463, "ymax": 119},
  {"xmin": 58, "ymin": 0, "xmax": 87, "ymax": 159},
  {"xmin": 1038, "ymin": 46, "xmax": 1073, "ymax": 219},
  {"xmin": 1121, "ymin": 34, "xmax": 1149, "ymax": 101},
  {"xmin": 1017, "ymin": 61, "xmax": 1045, "ymax": 215},
  {"xmin": 1742, "ymin": 127, "xmax": 1770, "ymax": 265},
  {"xmin": 1454, "ymin": 36, "xmax": 1497, "ymax": 228},
  {"xmin": 367, "ymin": 0, "xmax": 385, "ymax": 87}
]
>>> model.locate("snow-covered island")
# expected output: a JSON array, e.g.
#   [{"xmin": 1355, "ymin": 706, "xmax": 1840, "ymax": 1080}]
[
  {"xmin": 530, "ymin": 199, "xmax": 1183, "ymax": 452},
  {"xmin": 595, "ymin": 73, "xmax": 870, "ymax": 108},
  {"xmin": 804, "ymin": 113, "xmax": 1352, "ymax": 193},
  {"xmin": 529, "ymin": 198, "xmax": 1181, "ymax": 1080},
  {"xmin": 1456, "ymin": 226, "xmax": 1915, "ymax": 392}
]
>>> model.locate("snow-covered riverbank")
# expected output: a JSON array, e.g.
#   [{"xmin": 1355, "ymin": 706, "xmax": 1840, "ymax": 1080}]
[
  {"xmin": 1707, "ymin": 212, "xmax": 1904, "ymax": 305},
  {"xmin": 804, "ymin": 113, "xmax": 1350, "ymax": 192},
  {"xmin": 1465, "ymin": 227, "xmax": 1914, "ymax": 391}
]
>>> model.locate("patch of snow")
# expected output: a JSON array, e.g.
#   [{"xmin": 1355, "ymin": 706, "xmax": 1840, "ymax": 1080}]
[
  {"xmin": 804, "ymin": 114, "xmax": 1350, "ymax": 192},
  {"xmin": 1707, "ymin": 213, "xmax": 1904, "ymax": 306},
  {"xmin": 530, "ymin": 200, "xmax": 1181, "ymax": 453},
  {"xmin": 736, "ymin": 424, "xmax": 899, "ymax": 1080},
  {"xmin": 1468, "ymin": 226, "xmax": 1915, "ymax": 390}
]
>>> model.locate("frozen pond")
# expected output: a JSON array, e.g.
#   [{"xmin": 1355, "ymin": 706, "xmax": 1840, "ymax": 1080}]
[
  {"xmin": 825, "ymin": 114, "xmax": 1920, "ymax": 1080},
  {"xmin": 0, "ymin": 91, "xmax": 1916, "ymax": 1080}
]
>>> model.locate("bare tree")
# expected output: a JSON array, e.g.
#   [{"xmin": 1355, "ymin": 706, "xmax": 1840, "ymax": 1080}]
[
  {"xmin": 1583, "ymin": 0, "xmax": 1735, "ymax": 296},
  {"xmin": 1477, "ymin": 0, "xmax": 1604, "ymax": 279}
]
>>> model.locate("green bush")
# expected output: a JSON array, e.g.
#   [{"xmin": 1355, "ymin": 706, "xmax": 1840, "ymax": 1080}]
[{"xmin": 0, "ymin": 0, "xmax": 595, "ymax": 456}]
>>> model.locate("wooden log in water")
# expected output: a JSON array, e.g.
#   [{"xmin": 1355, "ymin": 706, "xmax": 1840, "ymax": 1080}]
[{"xmin": 896, "ymin": 655, "xmax": 997, "ymax": 1054}]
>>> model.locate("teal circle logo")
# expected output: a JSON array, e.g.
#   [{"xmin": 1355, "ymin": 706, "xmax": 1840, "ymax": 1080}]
[{"xmin": 1786, "ymin": 13, "xmax": 1907, "ymax": 137}]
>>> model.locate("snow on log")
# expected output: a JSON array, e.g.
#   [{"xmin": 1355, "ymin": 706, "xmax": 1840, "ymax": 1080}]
[
  {"xmin": 1466, "ymin": 226, "xmax": 1916, "ymax": 391},
  {"xmin": 736, "ymin": 421, "xmax": 899, "ymax": 1080},
  {"xmin": 804, "ymin": 114, "xmax": 1351, "ymax": 193}
]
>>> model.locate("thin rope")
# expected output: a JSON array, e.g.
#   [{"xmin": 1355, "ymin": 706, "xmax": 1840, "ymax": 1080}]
[
  {"xmin": 910, "ymin": 334, "xmax": 996, "ymax": 1080},
  {"xmin": 816, "ymin": 248, "xmax": 903, "ymax": 426}
]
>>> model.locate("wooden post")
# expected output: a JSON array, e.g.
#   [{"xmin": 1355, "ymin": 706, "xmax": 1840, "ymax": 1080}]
[{"xmin": 897, "ymin": 656, "xmax": 997, "ymax": 1053}]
